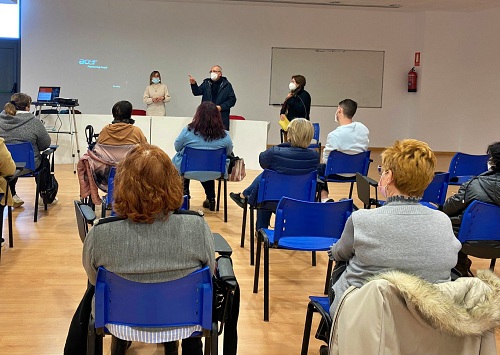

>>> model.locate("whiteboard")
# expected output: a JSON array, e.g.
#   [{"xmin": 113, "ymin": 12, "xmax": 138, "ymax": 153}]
[{"xmin": 270, "ymin": 47, "xmax": 384, "ymax": 108}]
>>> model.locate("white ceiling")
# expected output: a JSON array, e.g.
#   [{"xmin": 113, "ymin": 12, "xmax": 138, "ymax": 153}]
[{"xmin": 137, "ymin": 0, "xmax": 500, "ymax": 12}]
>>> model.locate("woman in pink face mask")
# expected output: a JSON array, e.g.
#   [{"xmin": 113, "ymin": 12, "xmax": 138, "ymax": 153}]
[{"xmin": 327, "ymin": 139, "xmax": 461, "ymax": 318}]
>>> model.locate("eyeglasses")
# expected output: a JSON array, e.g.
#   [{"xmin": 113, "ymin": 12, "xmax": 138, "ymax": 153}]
[
  {"xmin": 377, "ymin": 165, "xmax": 385, "ymax": 176},
  {"xmin": 209, "ymin": 70, "xmax": 221, "ymax": 73}
]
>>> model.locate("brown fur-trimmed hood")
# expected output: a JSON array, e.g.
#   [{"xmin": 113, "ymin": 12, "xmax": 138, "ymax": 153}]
[{"xmin": 373, "ymin": 270, "xmax": 500, "ymax": 337}]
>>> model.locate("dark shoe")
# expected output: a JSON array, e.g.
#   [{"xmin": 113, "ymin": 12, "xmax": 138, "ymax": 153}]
[
  {"xmin": 163, "ymin": 340, "xmax": 179, "ymax": 354},
  {"xmin": 203, "ymin": 199, "xmax": 216, "ymax": 211},
  {"xmin": 319, "ymin": 345, "xmax": 329, "ymax": 355},
  {"xmin": 230, "ymin": 192, "xmax": 246, "ymax": 209},
  {"xmin": 454, "ymin": 255, "xmax": 473, "ymax": 277}
]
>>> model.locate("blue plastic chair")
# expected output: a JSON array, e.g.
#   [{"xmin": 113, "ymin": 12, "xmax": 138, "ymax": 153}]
[
  {"xmin": 420, "ymin": 172, "xmax": 450, "ymax": 210},
  {"xmin": 101, "ymin": 166, "xmax": 116, "ymax": 217},
  {"xmin": 457, "ymin": 200, "xmax": 500, "ymax": 272},
  {"xmin": 253, "ymin": 197, "xmax": 353, "ymax": 321},
  {"xmin": 448, "ymin": 152, "xmax": 489, "ymax": 186},
  {"xmin": 301, "ymin": 295, "xmax": 331, "ymax": 355},
  {"xmin": 308, "ymin": 123, "xmax": 321, "ymax": 160},
  {"xmin": 240, "ymin": 169, "xmax": 318, "ymax": 265},
  {"xmin": 5, "ymin": 142, "xmax": 57, "ymax": 222},
  {"xmin": 181, "ymin": 195, "xmax": 189, "ymax": 210},
  {"xmin": 93, "ymin": 266, "xmax": 218, "ymax": 354},
  {"xmin": 180, "ymin": 147, "xmax": 228, "ymax": 222},
  {"xmin": 320, "ymin": 150, "xmax": 371, "ymax": 198}
]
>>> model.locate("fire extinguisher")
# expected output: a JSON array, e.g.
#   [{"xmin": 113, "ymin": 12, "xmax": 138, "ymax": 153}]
[{"xmin": 408, "ymin": 67, "xmax": 417, "ymax": 92}]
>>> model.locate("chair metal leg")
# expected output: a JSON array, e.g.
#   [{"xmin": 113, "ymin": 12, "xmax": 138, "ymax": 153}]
[
  {"xmin": 8, "ymin": 205, "xmax": 13, "ymax": 248},
  {"xmin": 253, "ymin": 231, "xmax": 262, "ymax": 294},
  {"xmin": 490, "ymin": 258, "xmax": 496, "ymax": 272},
  {"xmin": 240, "ymin": 200, "xmax": 248, "ymax": 248},
  {"xmin": 301, "ymin": 302, "xmax": 316, "ymax": 355},
  {"xmin": 223, "ymin": 179, "xmax": 227, "ymax": 223},
  {"xmin": 312, "ymin": 251, "xmax": 316, "ymax": 266},
  {"xmin": 216, "ymin": 179, "xmax": 222, "ymax": 212},
  {"xmin": 0, "ymin": 205, "xmax": 4, "ymax": 262},
  {"xmin": 249, "ymin": 207, "xmax": 255, "ymax": 265},
  {"xmin": 264, "ymin": 239, "xmax": 270, "ymax": 321},
  {"xmin": 324, "ymin": 260, "xmax": 333, "ymax": 295},
  {"xmin": 34, "ymin": 175, "xmax": 40, "ymax": 222},
  {"xmin": 211, "ymin": 322, "xmax": 218, "ymax": 355},
  {"xmin": 348, "ymin": 182, "xmax": 354, "ymax": 199},
  {"xmin": 204, "ymin": 336, "xmax": 210, "ymax": 355}
]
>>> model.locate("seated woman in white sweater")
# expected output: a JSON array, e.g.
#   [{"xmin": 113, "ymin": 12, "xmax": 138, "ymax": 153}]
[{"xmin": 329, "ymin": 139, "xmax": 461, "ymax": 316}]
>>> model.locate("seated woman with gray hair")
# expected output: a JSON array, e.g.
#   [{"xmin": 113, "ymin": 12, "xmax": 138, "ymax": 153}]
[{"xmin": 230, "ymin": 118, "xmax": 318, "ymax": 230}]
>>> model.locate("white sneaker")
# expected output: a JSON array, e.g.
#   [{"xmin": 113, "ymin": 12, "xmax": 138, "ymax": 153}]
[
  {"xmin": 39, "ymin": 197, "xmax": 58, "ymax": 205},
  {"xmin": 12, "ymin": 194, "xmax": 24, "ymax": 208}
]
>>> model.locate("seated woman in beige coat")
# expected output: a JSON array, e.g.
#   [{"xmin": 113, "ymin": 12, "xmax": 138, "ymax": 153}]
[{"xmin": 0, "ymin": 137, "xmax": 17, "ymax": 246}]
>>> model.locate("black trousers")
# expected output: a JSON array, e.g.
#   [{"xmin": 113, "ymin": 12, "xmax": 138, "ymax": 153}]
[{"xmin": 183, "ymin": 178, "xmax": 216, "ymax": 200}]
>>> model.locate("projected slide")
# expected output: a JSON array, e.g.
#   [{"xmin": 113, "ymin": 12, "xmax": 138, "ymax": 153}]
[{"xmin": 0, "ymin": 1, "xmax": 19, "ymax": 39}]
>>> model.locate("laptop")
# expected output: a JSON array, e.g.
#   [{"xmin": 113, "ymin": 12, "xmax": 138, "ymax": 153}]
[{"xmin": 36, "ymin": 86, "xmax": 61, "ymax": 104}]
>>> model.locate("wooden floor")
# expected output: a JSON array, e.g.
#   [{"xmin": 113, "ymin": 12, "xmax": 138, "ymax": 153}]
[{"xmin": 0, "ymin": 153, "xmax": 498, "ymax": 354}]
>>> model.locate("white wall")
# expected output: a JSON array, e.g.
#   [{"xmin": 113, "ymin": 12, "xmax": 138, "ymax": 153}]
[{"xmin": 20, "ymin": 0, "xmax": 499, "ymax": 153}]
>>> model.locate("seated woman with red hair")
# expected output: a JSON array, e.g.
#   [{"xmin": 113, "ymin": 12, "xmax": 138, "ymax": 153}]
[{"xmin": 66, "ymin": 144, "xmax": 214, "ymax": 355}]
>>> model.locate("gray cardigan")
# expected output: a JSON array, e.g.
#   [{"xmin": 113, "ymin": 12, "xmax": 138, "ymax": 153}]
[
  {"xmin": 330, "ymin": 200, "xmax": 461, "ymax": 316},
  {"xmin": 83, "ymin": 212, "xmax": 215, "ymax": 286},
  {"xmin": 0, "ymin": 111, "xmax": 51, "ymax": 168}
]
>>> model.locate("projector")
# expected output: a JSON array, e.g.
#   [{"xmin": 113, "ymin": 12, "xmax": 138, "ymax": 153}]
[{"xmin": 55, "ymin": 97, "xmax": 79, "ymax": 106}]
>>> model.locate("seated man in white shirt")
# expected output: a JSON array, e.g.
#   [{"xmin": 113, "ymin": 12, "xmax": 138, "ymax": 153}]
[{"xmin": 319, "ymin": 99, "xmax": 369, "ymax": 202}]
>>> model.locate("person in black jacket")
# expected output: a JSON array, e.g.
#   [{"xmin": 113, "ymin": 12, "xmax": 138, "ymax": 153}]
[
  {"xmin": 188, "ymin": 65, "xmax": 237, "ymax": 130},
  {"xmin": 230, "ymin": 118, "xmax": 318, "ymax": 230},
  {"xmin": 280, "ymin": 74, "xmax": 311, "ymax": 142},
  {"xmin": 443, "ymin": 141, "xmax": 500, "ymax": 275}
]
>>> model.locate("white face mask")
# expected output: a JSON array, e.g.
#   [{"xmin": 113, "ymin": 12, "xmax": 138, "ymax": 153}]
[
  {"xmin": 378, "ymin": 173, "xmax": 388, "ymax": 198},
  {"xmin": 210, "ymin": 72, "xmax": 219, "ymax": 81},
  {"xmin": 488, "ymin": 162, "xmax": 493, "ymax": 170},
  {"xmin": 289, "ymin": 82, "xmax": 297, "ymax": 91},
  {"xmin": 152, "ymin": 77, "xmax": 160, "ymax": 84}
]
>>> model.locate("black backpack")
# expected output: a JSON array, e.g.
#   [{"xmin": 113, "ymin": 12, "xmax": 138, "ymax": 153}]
[{"xmin": 38, "ymin": 155, "xmax": 58, "ymax": 204}]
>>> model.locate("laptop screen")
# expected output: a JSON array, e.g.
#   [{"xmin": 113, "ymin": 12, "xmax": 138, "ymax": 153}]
[{"xmin": 37, "ymin": 86, "xmax": 60, "ymax": 102}]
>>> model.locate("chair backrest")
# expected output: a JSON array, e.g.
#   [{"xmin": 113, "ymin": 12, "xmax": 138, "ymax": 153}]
[
  {"xmin": 256, "ymin": 169, "xmax": 317, "ymax": 205},
  {"xmin": 421, "ymin": 172, "xmax": 450, "ymax": 208},
  {"xmin": 105, "ymin": 166, "xmax": 117, "ymax": 206},
  {"xmin": 355, "ymin": 173, "xmax": 380, "ymax": 209},
  {"xmin": 311, "ymin": 123, "xmax": 320, "ymax": 144},
  {"xmin": 229, "ymin": 115, "xmax": 245, "ymax": 120},
  {"xmin": 448, "ymin": 153, "xmax": 489, "ymax": 184},
  {"xmin": 74, "ymin": 200, "xmax": 96, "ymax": 243},
  {"xmin": 272, "ymin": 197, "xmax": 353, "ymax": 245},
  {"xmin": 131, "ymin": 109, "xmax": 147, "ymax": 116},
  {"xmin": 181, "ymin": 195, "xmax": 189, "ymax": 210},
  {"xmin": 457, "ymin": 201, "xmax": 500, "ymax": 243},
  {"xmin": 6, "ymin": 142, "xmax": 36, "ymax": 171},
  {"xmin": 94, "ymin": 266, "xmax": 213, "ymax": 330},
  {"xmin": 180, "ymin": 147, "xmax": 227, "ymax": 177},
  {"xmin": 324, "ymin": 150, "xmax": 371, "ymax": 178}
]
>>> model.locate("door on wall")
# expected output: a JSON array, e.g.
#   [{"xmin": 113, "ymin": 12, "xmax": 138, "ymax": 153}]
[{"xmin": 0, "ymin": 39, "xmax": 20, "ymax": 109}]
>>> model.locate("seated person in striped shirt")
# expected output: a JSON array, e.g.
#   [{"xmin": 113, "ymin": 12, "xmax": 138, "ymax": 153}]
[{"xmin": 82, "ymin": 144, "xmax": 215, "ymax": 355}]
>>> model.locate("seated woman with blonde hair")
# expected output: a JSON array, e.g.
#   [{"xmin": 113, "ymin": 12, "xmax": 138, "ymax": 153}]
[
  {"xmin": 230, "ymin": 118, "xmax": 318, "ymax": 230},
  {"xmin": 328, "ymin": 139, "xmax": 461, "ymax": 316}
]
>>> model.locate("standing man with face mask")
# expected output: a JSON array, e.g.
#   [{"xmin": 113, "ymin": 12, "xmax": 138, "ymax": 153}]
[
  {"xmin": 188, "ymin": 65, "xmax": 237, "ymax": 130},
  {"xmin": 319, "ymin": 98, "xmax": 369, "ymax": 202}
]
